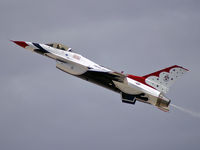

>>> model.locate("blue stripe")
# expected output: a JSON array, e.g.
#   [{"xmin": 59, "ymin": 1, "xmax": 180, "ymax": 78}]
[{"xmin": 33, "ymin": 43, "xmax": 49, "ymax": 54}]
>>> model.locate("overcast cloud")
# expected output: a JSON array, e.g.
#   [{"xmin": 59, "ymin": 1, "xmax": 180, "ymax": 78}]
[{"xmin": 0, "ymin": 0, "xmax": 200, "ymax": 150}]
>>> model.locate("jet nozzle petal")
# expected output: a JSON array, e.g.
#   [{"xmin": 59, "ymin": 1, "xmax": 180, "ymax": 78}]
[{"xmin": 11, "ymin": 40, "xmax": 29, "ymax": 48}]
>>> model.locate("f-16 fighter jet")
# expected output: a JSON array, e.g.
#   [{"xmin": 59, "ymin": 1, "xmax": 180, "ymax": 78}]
[{"xmin": 12, "ymin": 41, "xmax": 189, "ymax": 112}]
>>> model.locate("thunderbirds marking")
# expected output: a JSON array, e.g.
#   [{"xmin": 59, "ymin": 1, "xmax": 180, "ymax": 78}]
[{"xmin": 12, "ymin": 41, "xmax": 189, "ymax": 112}]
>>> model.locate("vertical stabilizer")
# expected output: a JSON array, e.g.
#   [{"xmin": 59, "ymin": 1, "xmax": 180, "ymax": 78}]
[{"xmin": 143, "ymin": 65, "xmax": 189, "ymax": 93}]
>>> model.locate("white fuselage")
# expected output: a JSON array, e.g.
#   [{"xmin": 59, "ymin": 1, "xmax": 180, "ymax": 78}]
[
  {"xmin": 13, "ymin": 41, "xmax": 171, "ymax": 111},
  {"xmin": 33, "ymin": 43, "xmax": 161, "ymax": 106}
]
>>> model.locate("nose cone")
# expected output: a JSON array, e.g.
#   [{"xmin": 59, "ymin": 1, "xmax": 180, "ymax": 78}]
[{"xmin": 11, "ymin": 40, "xmax": 29, "ymax": 48}]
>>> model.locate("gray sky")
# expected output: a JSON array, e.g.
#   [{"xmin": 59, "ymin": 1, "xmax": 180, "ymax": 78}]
[{"xmin": 1, "ymin": 0, "xmax": 200, "ymax": 150}]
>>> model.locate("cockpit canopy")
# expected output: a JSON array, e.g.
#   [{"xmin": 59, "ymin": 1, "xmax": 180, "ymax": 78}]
[{"xmin": 46, "ymin": 43, "xmax": 72, "ymax": 51}]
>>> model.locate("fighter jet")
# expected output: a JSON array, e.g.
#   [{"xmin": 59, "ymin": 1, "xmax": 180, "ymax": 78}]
[{"xmin": 12, "ymin": 41, "xmax": 189, "ymax": 112}]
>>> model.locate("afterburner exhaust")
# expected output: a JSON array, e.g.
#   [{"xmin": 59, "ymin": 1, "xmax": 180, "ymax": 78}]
[{"xmin": 156, "ymin": 94, "xmax": 171, "ymax": 112}]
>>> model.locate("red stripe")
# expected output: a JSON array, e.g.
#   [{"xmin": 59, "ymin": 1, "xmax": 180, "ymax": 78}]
[
  {"xmin": 127, "ymin": 74, "xmax": 155, "ymax": 89},
  {"xmin": 12, "ymin": 41, "xmax": 28, "ymax": 48},
  {"xmin": 143, "ymin": 65, "xmax": 189, "ymax": 78}
]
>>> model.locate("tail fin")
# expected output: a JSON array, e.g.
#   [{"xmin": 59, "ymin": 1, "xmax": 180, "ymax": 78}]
[{"xmin": 143, "ymin": 65, "xmax": 189, "ymax": 93}]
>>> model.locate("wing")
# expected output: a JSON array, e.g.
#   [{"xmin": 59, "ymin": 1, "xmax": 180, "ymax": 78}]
[{"xmin": 80, "ymin": 69, "xmax": 126, "ymax": 92}]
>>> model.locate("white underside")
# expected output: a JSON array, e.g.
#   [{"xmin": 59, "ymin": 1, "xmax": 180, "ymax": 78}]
[
  {"xmin": 21, "ymin": 41, "xmax": 172, "ymax": 111},
  {"xmin": 56, "ymin": 61, "xmax": 87, "ymax": 75},
  {"xmin": 113, "ymin": 77, "xmax": 161, "ymax": 106}
]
